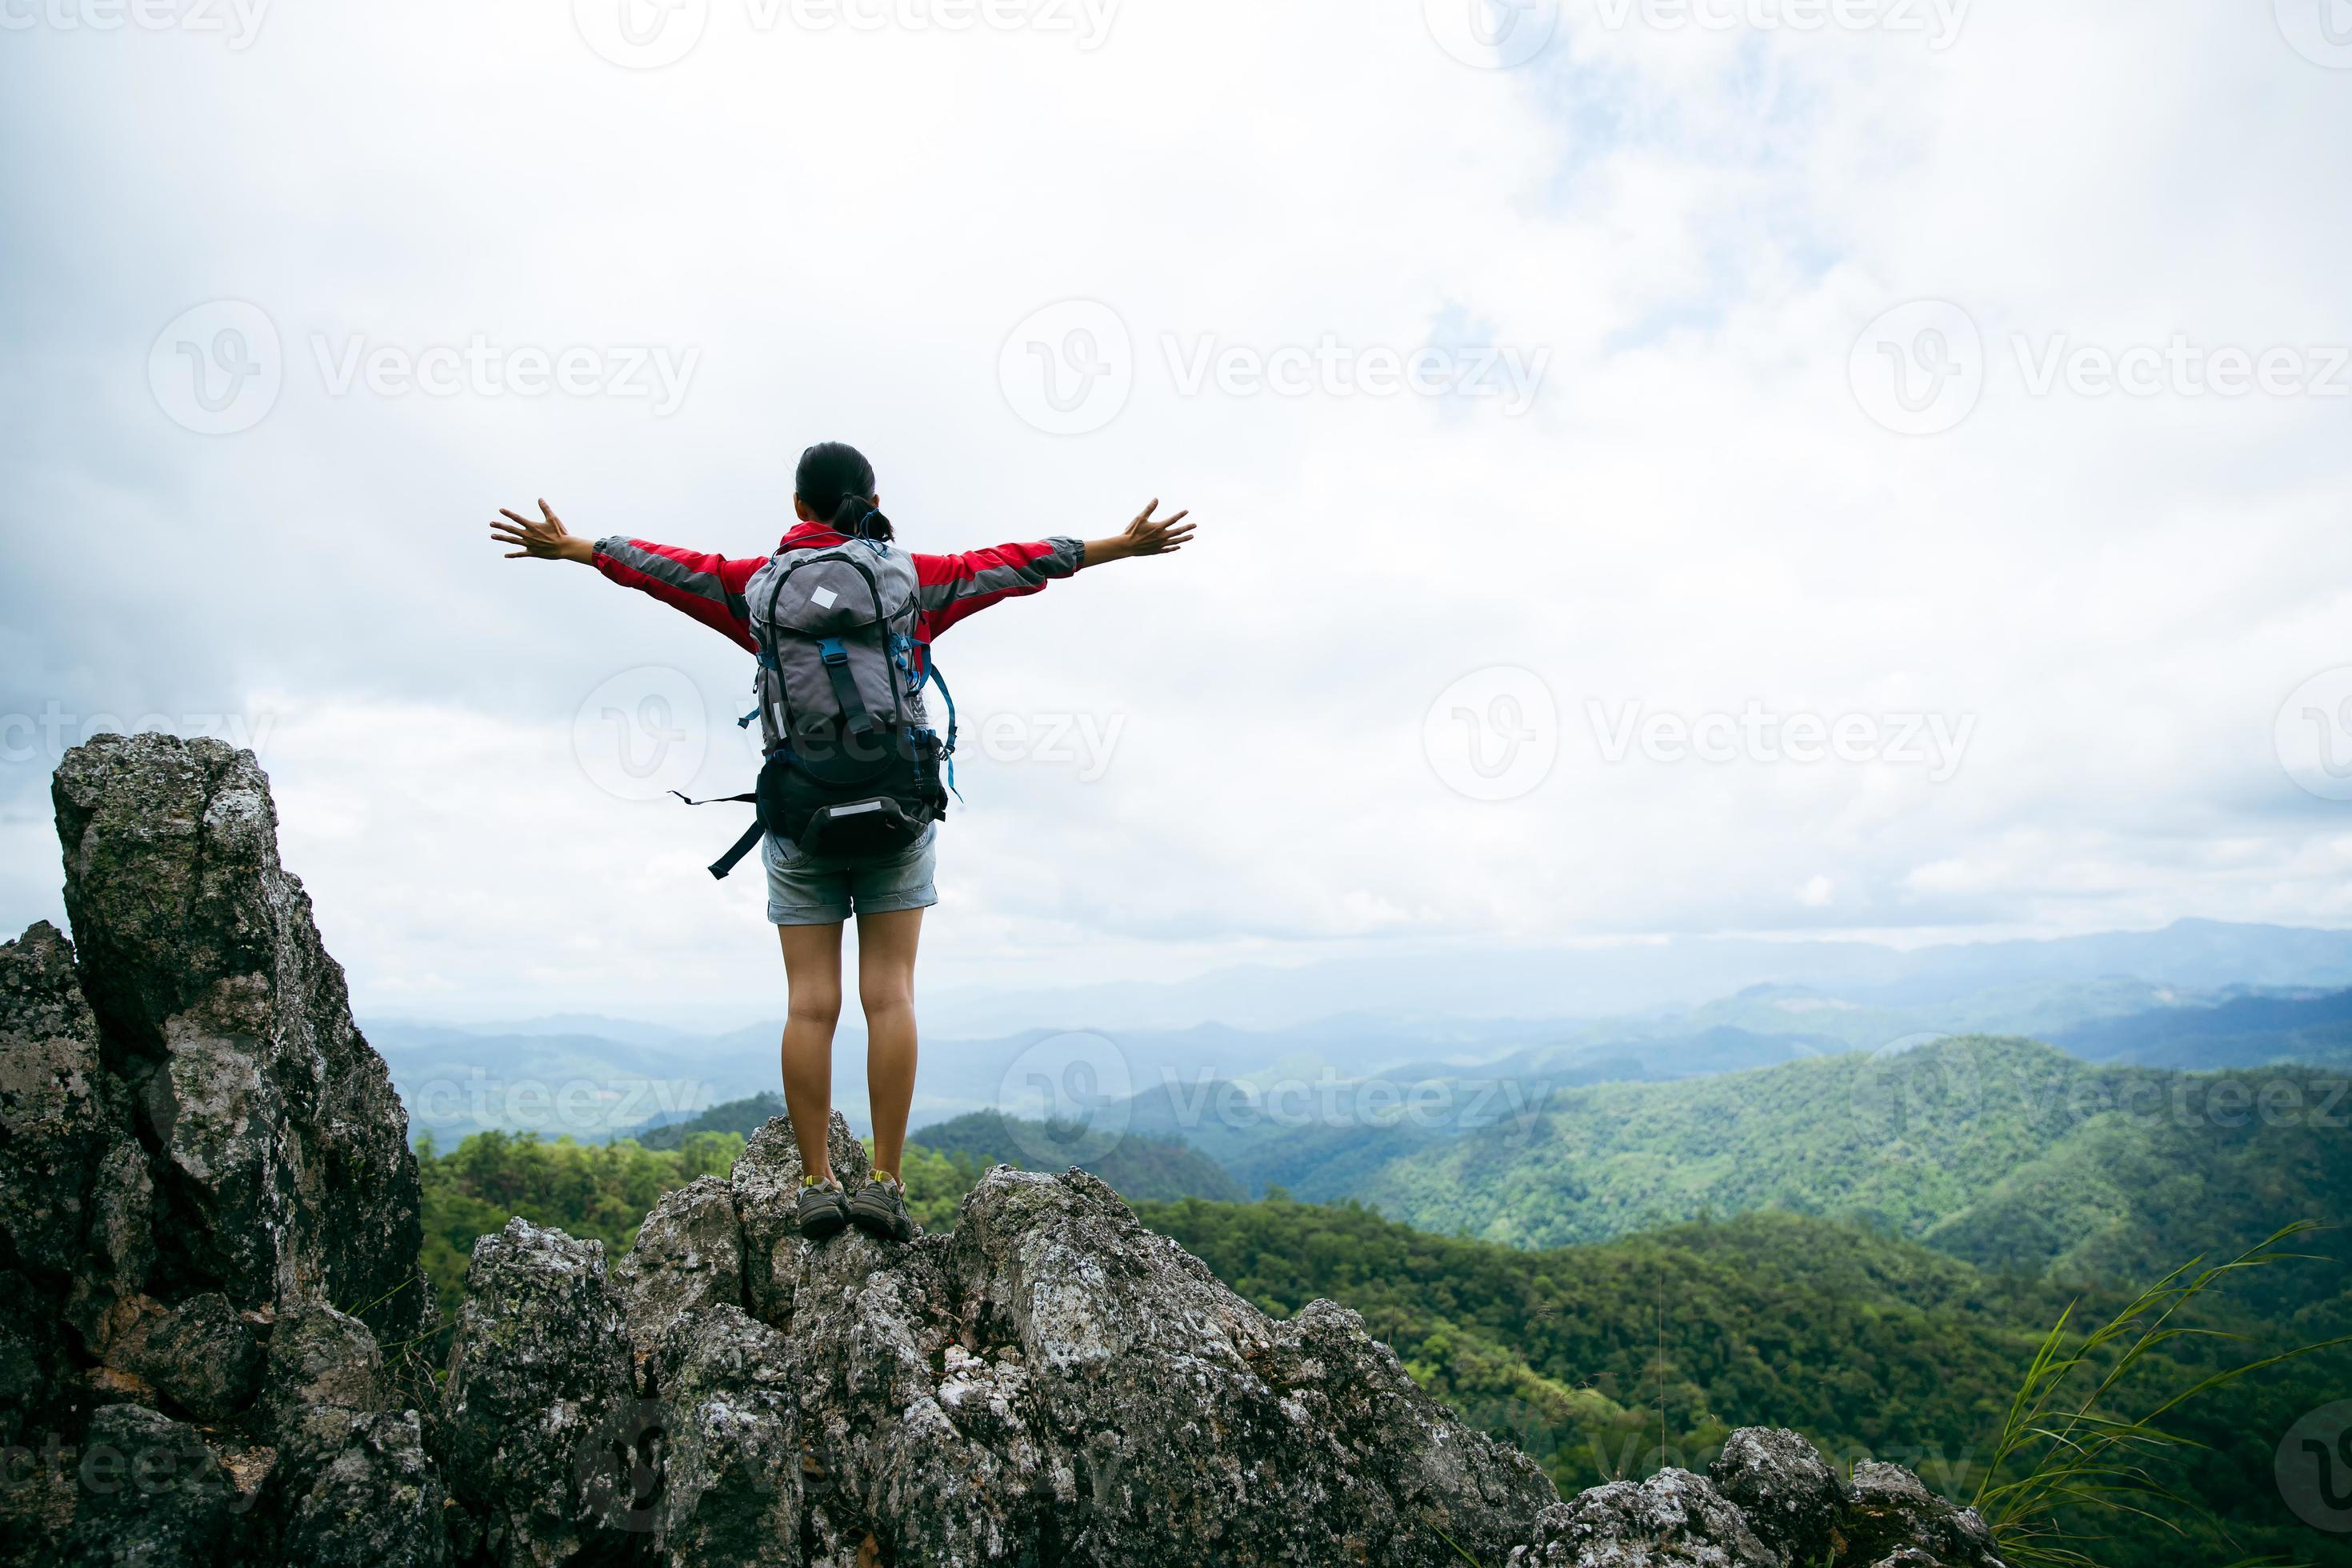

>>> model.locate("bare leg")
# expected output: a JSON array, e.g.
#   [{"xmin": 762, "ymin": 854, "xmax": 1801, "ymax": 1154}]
[
  {"xmin": 776, "ymin": 922, "xmax": 845, "ymax": 1182},
  {"xmin": 856, "ymin": 907, "xmax": 924, "ymax": 1180}
]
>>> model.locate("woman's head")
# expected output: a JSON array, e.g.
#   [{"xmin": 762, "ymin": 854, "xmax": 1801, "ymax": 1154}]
[{"xmin": 794, "ymin": 441, "xmax": 893, "ymax": 542}]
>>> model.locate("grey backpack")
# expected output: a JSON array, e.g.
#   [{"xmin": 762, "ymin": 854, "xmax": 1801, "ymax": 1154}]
[{"xmin": 688, "ymin": 538, "xmax": 951, "ymax": 878}]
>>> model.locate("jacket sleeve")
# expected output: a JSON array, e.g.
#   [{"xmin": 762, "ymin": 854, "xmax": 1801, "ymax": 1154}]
[
  {"xmin": 592, "ymin": 538, "xmax": 764, "ymax": 652},
  {"xmin": 911, "ymin": 537, "xmax": 1086, "ymax": 638}
]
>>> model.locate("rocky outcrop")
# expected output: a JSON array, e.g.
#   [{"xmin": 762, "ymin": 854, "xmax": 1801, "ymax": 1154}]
[
  {"xmin": 51, "ymin": 733, "xmax": 429, "ymax": 1343},
  {"xmin": 1, "ymin": 734, "xmax": 2010, "ymax": 1567},
  {"xmin": 606, "ymin": 1126, "xmax": 1558, "ymax": 1566},
  {"xmin": 441, "ymin": 1218, "xmax": 642, "ymax": 1567}
]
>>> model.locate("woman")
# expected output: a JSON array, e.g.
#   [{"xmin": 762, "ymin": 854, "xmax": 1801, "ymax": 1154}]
[{"xmin": 490, "ymin": 442, "xmax": 1194, "ymax": 1243}]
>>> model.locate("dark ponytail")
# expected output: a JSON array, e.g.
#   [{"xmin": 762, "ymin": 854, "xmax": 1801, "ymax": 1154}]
[{"xmin": 796, "ymin": 441, "xmax": 894, "ymax": 542}]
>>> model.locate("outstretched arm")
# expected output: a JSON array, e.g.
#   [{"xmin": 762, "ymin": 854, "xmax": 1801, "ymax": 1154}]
[
  {"xmin": 1077, "ymin": 499, "xmax": 1194, "ymax": 570},
  {"xmin": 490, "ymin": 499, "xmax": 760, "ymax": 650},
  {"xmin": 913, "ymin": 500, "xmax": 1196, "ymax": 638}
]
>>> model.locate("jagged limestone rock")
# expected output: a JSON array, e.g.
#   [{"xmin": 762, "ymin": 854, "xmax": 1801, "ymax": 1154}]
[
  {"xmin": 1710, "ymin": 1426, "xmax": 1853, "ymax": 1566},
  {"xmin": 1842, "ymin": 1462, "xmax": 2004, "ymax": 1568},
  {"xmin": 272, "ymin": 1407, "xmax": 450, "ymax": 1568},
  {"xmin": 733, "ymin": 1111, "xmax": 874, "ymax": 1323},
  {"xmin": 59, "ymin": 1403, "xmax": 244, "ymax": 1567},
  {"xmin": 645, "ymin": 1303, "xmax": 803, "ymax": 1565},
  {"xmin": 619, "ymin": 1124, "xmax": 1560, "ymax": 1567},
  {"xmin": 1506, "ymin": 1468, "xmax": 1779, "ymax": 1566},
  {"xmin": 51, "ymin": 734, "xmax": 428, "ymax": 1344},
  {"xmin": 0, "ymin": 918, "xmax": 154, "ymax": 1414},
  {"xmin": 440, "ymin": 1217, "xmax": 640, "ymax": 1568},
  {"xmin": 108, "ymin": 1290, "xmax": 265, "ymax": 1422},
  {"xmin": 611, "ymin": 1174, "xmax": 743, "ymax": 1375},
  {"xmin": 259, "ymin": 1301, "xmax": 390, "ymax": 1438}
]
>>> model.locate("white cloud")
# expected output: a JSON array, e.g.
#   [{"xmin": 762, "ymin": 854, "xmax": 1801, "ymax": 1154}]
[{"xmin": 2, "ymin": 0, "xmax": 2348, "ymax": 1025}]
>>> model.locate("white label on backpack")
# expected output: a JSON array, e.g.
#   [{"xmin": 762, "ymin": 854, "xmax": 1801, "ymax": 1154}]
[{"xmin": 810, "ymin": 586, "xmax": 839, "ymax": 609}]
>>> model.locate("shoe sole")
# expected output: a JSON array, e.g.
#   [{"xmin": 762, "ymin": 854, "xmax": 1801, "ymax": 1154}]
[
  {"xmin": 848, "ymin": 1204, "xmax": 911, "ymax": 1243},
  {"xmin": 800, "ymin": 1205, "xmax": 850, "ymax": 1240}
]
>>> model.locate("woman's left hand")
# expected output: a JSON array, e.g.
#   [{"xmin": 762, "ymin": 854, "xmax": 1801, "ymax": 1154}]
[{"xmin": 490, "ymin": 499, "xmax": 594, "ymax": 564}]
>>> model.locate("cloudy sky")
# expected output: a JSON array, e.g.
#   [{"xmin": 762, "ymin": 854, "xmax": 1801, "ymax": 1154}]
[{"xmin": 3, "ymin": 0, "xmax": 2349, "ymax": 1028}]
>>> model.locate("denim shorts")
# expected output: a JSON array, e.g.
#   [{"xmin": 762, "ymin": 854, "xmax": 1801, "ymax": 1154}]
[{"xmin": 762, "ymin": 821, "xmax": 939, "ymax": 926}]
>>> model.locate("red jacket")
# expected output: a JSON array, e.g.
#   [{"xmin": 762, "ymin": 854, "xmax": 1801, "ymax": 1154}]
[{"xmin": 592, "ymin": 523, "xmax": 1086, "ymax": 653}]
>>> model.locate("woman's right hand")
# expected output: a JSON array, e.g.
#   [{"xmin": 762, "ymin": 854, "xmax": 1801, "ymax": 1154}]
[
  {"xmin": 1084, "ymin": 499, "xmax": 1195, "ymax": 567},
  {"xmin": 490, "ymin": 498, "xmax": 594, "ymax": 564}
]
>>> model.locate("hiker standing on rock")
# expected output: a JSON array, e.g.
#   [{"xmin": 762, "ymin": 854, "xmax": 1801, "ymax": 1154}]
[{"xmin": 490, "ymin": 442, "xmax": 1193, "ymax": 1243}]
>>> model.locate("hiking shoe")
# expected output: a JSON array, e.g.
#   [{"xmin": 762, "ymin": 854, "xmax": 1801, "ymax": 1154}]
[
  {"xmin": 848, "ymin": 1174, "xmax": 914, "ymax": 1243},
  {"xmin": 796, "ymin": 1178, "xmax": 850, "ymax": 1240}
]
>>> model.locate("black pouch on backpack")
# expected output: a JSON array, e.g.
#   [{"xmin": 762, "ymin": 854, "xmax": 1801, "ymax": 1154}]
[{"xmin": 757, "ymin": 727, "xmax": 945, "ymax": 859}]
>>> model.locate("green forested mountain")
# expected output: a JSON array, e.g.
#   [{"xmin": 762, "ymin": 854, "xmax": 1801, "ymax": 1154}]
[
  {"xmin": 1347, "ymin": 1038, "xmax": 2352, "ymax": 1291},
  {"xmin": 907, "ymin": 1109, "xmax": 1246, "ymax": 1202},
  {"xmin": 620, "ymin": 1091, "xmax": 786, "ymax": 1150},
  {"xmin": 2054, "ymin": 986, "xmax": 2352, "ymax": 1070},
  {"xmin": 1135, "ymin": 1195, "xmax": 2352, "ymax": 1568}
]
